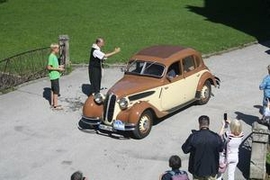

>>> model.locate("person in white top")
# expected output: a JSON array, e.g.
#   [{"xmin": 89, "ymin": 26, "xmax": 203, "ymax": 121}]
[
  {"xmin": 88, "ymin": 38, "xmax": 120, "ymax": 95},
  {"xmin": 217, "ymin": 119, "xmax": 244, "ymax": 180}
]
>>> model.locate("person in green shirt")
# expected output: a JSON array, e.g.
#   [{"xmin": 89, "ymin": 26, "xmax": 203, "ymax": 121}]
[{"xmin": 47, "ymin": 43, "xmax": 65, "ymax": 110}]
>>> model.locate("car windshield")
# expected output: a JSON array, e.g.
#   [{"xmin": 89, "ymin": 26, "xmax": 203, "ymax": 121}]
[{"xmin": 126, "ymin": 60, "xmax": 165, "ymax": 78}]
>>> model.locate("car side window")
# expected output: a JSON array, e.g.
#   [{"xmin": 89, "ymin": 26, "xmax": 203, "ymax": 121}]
[
  {"xmin": 183, "ymin": 56, "xmax": 195, "ymax": 73},
  {"xmin": 144, "ymin": 63, "xmax": 164, "ymax": 77},
  {"xmin": 129, "ymin": 61, "xmax": 144, "ymax": 74},
  {"xmin": 167, "ymin": 61, "xmax": 181, "ymax": 78}
]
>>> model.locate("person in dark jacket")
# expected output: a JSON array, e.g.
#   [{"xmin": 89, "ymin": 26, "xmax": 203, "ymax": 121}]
[
  {"xmin": 89, "ymin": 38, "xmax": 120, "ymax": 95},
  {"xmin": 182, "ymin": 115, "xmax": 223, "ymax": 180}
]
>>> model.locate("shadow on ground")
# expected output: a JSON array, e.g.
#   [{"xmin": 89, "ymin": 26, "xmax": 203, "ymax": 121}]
[
  {"xmin": 234, "ymin": 111, "xmax": 260, "ymax": 126},
  {"xmin": 43, "ymin": 87, "xmax": 51, "ymax": 105},
  {"xmin": 254, "ymin": 104, "xmax": 264, "ymax": 115},
  {"xmin": 82, "ymin": 84, "xmax": 92, "ymax": 96},
  {"xmin": 186, "ymin": 0, "xmax": 270, "ymax": 47},
  {"xmin": 238, "ymin": 133, "xmax": 252, "ymax": 179},
  {"xmin": 77, "ymin": 119, "xmax": 131, "ymax": 140},
  {"xmin": 153, "ymin": 102, "xmax": 194, "ymax": 126}
]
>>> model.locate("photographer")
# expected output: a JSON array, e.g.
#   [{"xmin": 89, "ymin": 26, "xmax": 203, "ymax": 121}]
[
  {"xmin": 182, "ymin": 115, "xmax": 223, "ymax": 180},
  {"xmin": 217, "ymin": 119, "xmax": 243, "ymax": 180}
]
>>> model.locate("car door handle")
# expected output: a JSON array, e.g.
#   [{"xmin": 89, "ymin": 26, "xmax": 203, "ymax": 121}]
[{"xmin": 164, "ymin": 87, "xmax": 169, "ymax": 90}]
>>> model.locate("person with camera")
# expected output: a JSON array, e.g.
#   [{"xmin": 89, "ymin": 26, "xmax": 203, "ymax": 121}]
[
  {"xmin": 217, "ymin": 118, "xmax": 243, "ymax": 180},
  {"xmin": 182, "ymin": 115, "xmax": 223, "ymax": 180}
]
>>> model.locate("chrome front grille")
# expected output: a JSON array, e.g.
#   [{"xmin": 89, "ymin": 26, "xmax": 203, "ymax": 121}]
[{"xmin": 104, "ymin": 93, "xmax": 116, "ymax": 123}]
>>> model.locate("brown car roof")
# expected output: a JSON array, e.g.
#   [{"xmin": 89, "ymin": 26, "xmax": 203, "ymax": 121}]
[{"xmin": 135, "ymin": 45, "xmax": 187, "ymax": 59}]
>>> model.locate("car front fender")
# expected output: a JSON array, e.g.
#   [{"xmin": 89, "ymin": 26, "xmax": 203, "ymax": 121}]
[
  {"xmin": 116, "ymin": 101, "xmax": 167, "ymax": 124},
  {"xmin": 116, "ymin": 101, "xmax": 150, "ymax": 124},
  {"xmin": 82, "ymin": 95, "xmax": 103, "ymax": 118}
]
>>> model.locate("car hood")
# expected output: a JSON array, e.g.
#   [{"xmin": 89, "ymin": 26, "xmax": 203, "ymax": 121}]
[{"xmin": 108, "ymin": 75, "xmax": 163, "ymax": 98}]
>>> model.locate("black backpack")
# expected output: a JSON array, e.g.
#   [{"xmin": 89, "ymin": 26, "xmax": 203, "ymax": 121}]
[{"xmin": 168, "ymin": 170, "xmax": 189, "ymax": 180}]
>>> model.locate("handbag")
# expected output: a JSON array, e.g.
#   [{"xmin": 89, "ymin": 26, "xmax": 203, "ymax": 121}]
[
  {"xmin": 218, "ymin": 156, "xmax": 227, "ymax": 173},
  {"xmin": 218, "ymin": 134, "xmax": 230, "ymax": 173}
]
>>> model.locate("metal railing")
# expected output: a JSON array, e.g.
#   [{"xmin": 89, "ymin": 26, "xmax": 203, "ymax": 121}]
[{"xmin": 0, "ymin": 47, "xmax": 50, "ymax": 91}]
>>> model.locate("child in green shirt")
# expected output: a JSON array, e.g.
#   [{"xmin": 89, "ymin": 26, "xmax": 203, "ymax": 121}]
[{"xmin": 47, "ymin": 43, "xmax": 64, "ymax": 110}]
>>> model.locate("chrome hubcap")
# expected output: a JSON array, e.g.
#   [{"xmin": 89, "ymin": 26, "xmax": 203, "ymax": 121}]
[
  {"xmin": 139, "ymin": 115, "xmax": 150, "ymax": 133},
  {"xmin": 201, "ymin": 85, "xmax": 209, "ymax": 99}
]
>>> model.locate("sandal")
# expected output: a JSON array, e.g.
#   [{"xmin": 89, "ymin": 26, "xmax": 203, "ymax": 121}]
[
  {"xmin": 51, "ymin": 104, "xmax": 62, "ymax": 108},
  {"xmin": 53, "ymin": 106, "xmax": 63, "ymax": 110}
]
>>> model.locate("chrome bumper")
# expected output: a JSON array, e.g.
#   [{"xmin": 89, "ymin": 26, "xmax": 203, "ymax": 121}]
[
  {"xmin": 81, "ymin": 116, "xmax": 135, "ymax": 132},
  {"xmin": 81, "ymin": 116, "xmax": 102, "ymax": 125}
]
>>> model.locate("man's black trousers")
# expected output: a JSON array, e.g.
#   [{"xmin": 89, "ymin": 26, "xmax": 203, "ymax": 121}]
[{"xmin": 89, "ymin": 66, "xmax": 101, "ymax": 94}]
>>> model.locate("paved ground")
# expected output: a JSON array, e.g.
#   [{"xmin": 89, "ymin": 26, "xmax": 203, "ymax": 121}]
[{"xmin": 0, "ymin": 42, "xmax": 270, "ymax": 180}]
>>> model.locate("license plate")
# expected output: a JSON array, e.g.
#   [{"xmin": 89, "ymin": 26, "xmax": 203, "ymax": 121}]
[
  {"xmin": 113, "ymin": 120, "xmax": 125, "ymax": 131},
  {"xmin": 99, "ymin": 124, "xmax": 113, "ymax": 131}
]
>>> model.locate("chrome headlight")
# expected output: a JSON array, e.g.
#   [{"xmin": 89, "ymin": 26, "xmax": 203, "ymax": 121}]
[
  {"xmin": 94, "ymin": 93, "xmax": 105, "ymax": 104},
  {"xmin": 118, "ymin": 97, "xmax": 129, "ymax": 110}
]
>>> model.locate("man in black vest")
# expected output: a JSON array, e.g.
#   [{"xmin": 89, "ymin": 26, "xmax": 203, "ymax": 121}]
[{"xmin": 89, "ymin": 38, "xmax": 120, "ymax": 95}]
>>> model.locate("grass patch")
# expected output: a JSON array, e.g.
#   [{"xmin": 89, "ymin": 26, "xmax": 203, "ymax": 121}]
[
  {"xmin": 0, "ymin": 0, "xmax": 269, "ymax": 64},
  {"xmin": 0, "ymin": 87, "xmax": 16, "ymax": 94}
]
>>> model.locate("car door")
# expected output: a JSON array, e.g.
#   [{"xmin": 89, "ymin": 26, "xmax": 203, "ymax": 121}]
[
  {"xmin": 160, "ymin": 61, "xmax": 186, "ymax": 111},
  {"xmin": 182, "ymin": 55, "xmax": 200, "ymax": 101}
]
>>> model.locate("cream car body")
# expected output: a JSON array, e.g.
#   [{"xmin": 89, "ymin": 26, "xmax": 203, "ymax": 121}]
[{"xmin": 81, "ymin": 45, "xmax": 220, "ymax": 139}]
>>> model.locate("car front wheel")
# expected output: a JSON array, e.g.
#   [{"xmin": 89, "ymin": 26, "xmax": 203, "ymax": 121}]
[
  {"xmin": 132, "ymin": 110, "xmax": 153, "ymax": 139},
  {"xmin": 197, "ymin": 80, "xmax": 211, "ymax": 105}
]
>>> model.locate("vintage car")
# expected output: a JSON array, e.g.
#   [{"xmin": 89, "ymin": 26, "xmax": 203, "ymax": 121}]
[{"xmin": 81, "ymin": 45, "xmax": 220, "ymax": 139}]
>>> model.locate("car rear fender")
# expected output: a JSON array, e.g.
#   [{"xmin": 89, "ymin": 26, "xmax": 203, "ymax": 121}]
[
  {"xmin": 82, "ymin": 95, "xmax": 103, "ymax": 118},
  {"xmin": 196, "ymin": 71, "xmax": 218, "ymax": 91}
]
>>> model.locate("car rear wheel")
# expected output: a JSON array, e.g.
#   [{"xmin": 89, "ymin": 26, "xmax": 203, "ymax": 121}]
[
  {"xmin": 197, "ymin": 80, "xmax": 211, "ymax": 105},
  {"xmin": 132, "ymin": 110, "xmax": 153, "ymax": 139}
]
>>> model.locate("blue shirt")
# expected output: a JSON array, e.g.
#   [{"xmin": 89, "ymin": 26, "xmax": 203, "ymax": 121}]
[{"xmin": 260, "ymin": 75, "xmax": 270, "ymax": 98}]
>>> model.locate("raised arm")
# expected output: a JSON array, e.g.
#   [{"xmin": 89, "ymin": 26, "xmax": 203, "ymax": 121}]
[{"xmin": 104, "ymin": 47, "xmax": 121, "ymax": 58}]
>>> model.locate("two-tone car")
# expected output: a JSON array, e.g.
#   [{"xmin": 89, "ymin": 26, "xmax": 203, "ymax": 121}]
[{"xmin": 80, "ymin": 45, "xmax": 220, "ymax": 139}]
